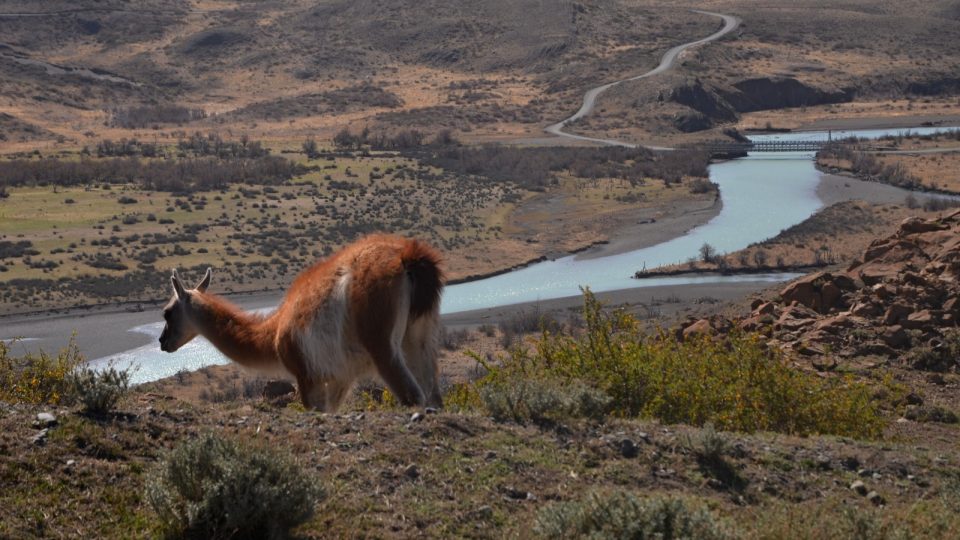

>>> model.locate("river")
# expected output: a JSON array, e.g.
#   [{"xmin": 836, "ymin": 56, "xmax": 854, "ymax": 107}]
[{"xmin": 83, "ymin": 125, "xmax": 958, "ymax": 383}]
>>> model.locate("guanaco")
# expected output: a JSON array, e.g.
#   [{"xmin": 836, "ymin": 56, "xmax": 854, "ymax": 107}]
[{"xmin": 158, "ymin": 234, "xmax": 444, "ymax": 411}]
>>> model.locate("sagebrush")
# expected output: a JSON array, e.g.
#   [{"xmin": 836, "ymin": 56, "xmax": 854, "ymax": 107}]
[
  {"xmin": 68, "ymin": 365, "xmax": 130, "ymax": 414},
  {"xmin": 535, "ymin": 492, "xmax": 732, "ymax": 539},
  {"xmin": 146, "ymin": 433, "xmax": 324, "ymax": 539}
]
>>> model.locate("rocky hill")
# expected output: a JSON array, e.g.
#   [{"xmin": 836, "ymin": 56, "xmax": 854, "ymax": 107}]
[{"xmin": 685, "ymin": 210, "xmax": 960, "ymax": 374}]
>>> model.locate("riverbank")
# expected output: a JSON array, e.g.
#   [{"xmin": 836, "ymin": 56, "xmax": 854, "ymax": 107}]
[
  {"xmin": 635, "ymin": 174, "xmax": 948, "ymax": 281},
  {"xmin": 0, "ymin": 191, "xmax": 724, "ymax": 361}
]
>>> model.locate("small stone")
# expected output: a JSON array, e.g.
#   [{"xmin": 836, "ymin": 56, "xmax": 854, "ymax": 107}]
[
  {"xmin": 504, "ymin": 487, "xmax": 535, "ymax": 501},
  {"xmin": 65, "ymin": 459, "xmax": 76, "ymax": 468},
  {"xmin": 619, "ymin": 438, "xmax": 639, "ymax": 458},
  {"xmin": 850, "ymin": 480, "xmax": 868, "ymax": 495},
  {"xmin": 410, "ymin": 412, "xmax": 425, "ymax": 423},
  {"xmin": 866, "ymin": 491, "xmax": 885, "ymax": 506},
  {"xmin": 31, "ymin": 429, "xmax": 48, "ymax": 446},
  {"xmin": 262, "ymin": 380, "xmax": 295, "ymax": 399},
  {"xmin": 470, "ymin": 505, "xmax": 494, "ymax": 520},
  {"xmin": 872, "ymin": 472, "xmax": 882, "ymax": 480},
  {"xmin": 403, "ymin": 464, "xmax": 420, "ymax": 479},
  {"xmin": 840, "ymin": 456, "xmax": 860, "ymax": 471},
  {"xmin": 34, "ymin": 412, "xmax": 57, "ymax": 428}
]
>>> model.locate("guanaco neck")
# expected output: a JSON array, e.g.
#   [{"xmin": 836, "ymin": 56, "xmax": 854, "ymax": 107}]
[{"xmin": 188, "ymin": 292, "xmax": 280, "ymax": 369}]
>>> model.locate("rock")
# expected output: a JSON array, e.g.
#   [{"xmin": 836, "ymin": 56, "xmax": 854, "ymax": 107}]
[
  {"xmin": 780, "ymin": 273, "xmax": 825, "ymax": 312},
  {"xmin": 882, "ymin": 304, "xmax": 912, "ymax": 326},
  {"xmin": 403, "ymin": 464, "xmax": 420, "ymax": 479},
  {"xmin": 881, "ymin": 326, "xmax": 910, "ymax": 348},
  {"xmin": 840, "ymin": 456, "xmax": 860, "ymax": 471},
  {"xmin": 850, "ymin": 300, "xmax": 882, "ymax": 317},
  {"xmin": 755, "ymin": 302, "xmax": 777, "ymax": 316},
  {"xmin": 34, "ymin": 412, "xmax": 57, "ymax": 428},
  {"xmin": 795, "ymin": 342, "xmax": 826, "ymax": 357},
  {"xmin": 866, "ymin": 491, "xmax": 885, "ymax": 506},
  {"xmin": 31, "ymin": 428, "xmax": 48, "ymax": 446},
  {"xmin": 503, "ymin": 487, "xmax": 535, "ymax": 501},
  {"xmin": 262, "ymin": 380, "xmax": 295, "ymax": 399},
  {"xmin": 682, "ymin": 319, "xmax": 714, "ymax": 340},
  {"xmin": 469, "ymin": 505, "xmax": 494, "ymax": 520},
  {"xmin": 871, "ymin": 283, "xmax": 896, "ymax": 300},
  {"xmin": 850, "ymin": 480, "xmax": 868, "ymax": 496},
  {"xmin": 775, "ymin": 305, "xmax": 819, "ymax": 332},
  {"xmin": 899, "ymin": 217, "xmax": 949, "ymax": 235},
  {"xmin": 619, "ymin": 438, "xmax": 639, "ymax": 459},
  {"xmin": 820, "ymin": 282, "xmax": 844, "ymax": 312},
  {"xmin": 903, "ymin": 310, "xmax": 936, "ymax": 330}
]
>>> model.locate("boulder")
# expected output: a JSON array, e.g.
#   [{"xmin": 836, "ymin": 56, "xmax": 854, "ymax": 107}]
[
  {"xmin": 881, "ymin": 326, "xmax": 910, "ymax": 349},
  {"xmin": 882, "ymin": 304, "xmax": 913, "ymax": 326},
  {"xmin": 898, "ymin": 217, "xmax": 949, "ymax": 236},
  {"xmin": 903, "ymin": 310, "xmax": 937, "ymax": 330},
  {"xmin": 682, "ymin": 319, "xmax": 715, "ymax": 340}
]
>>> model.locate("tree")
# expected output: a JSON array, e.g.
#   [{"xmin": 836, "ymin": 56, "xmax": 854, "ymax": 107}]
[
  {"xmin": 699, "ymin": 242, "xmax": 717, "ymax": 264},
  {"xmin": 302, "ymin": 138, "xmax": 320, "ymax": 159},
  {"xmin": 752, "ymin": 249, "xmax": 768, "ymax": 268}
]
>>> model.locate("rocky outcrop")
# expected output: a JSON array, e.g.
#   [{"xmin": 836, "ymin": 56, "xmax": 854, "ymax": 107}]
[
  {"xmin": 690, "ymin": 211, "xmax": 960, "ymax": 371},
  {"xmin": 720, "ymin": 78, "xmax": 853, "ymax": 113},
  {"xmin": 667, "ymin": 77, "xmax": 855, "ymax": 132}
]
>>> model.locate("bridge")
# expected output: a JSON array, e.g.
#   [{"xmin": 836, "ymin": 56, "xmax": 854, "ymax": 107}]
[{"xmin": 699, "ymin": 139, "xmax": 833, "ymax": 156}]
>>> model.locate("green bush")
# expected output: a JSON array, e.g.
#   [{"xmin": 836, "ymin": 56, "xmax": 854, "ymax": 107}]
[
  {"xmin": 68, "ymin": 365, "xmax": 130, "ymax": 414},
  {"xmin": 0, "ymin": 338, "xmax": 83, "ymax": 405},
  {"xmin": 146, "ymin": 433, "xmax": 324, "ymax": 539},
  {"xmin": 450, "ymin": 291, "xmax": 883, "ymax": 438},
  {"xmin": 535, "ymin": 492, "xmax": 732, "ymax": 539}
]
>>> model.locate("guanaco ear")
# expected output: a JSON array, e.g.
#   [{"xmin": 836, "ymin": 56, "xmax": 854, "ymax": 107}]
[
  {"xmin": 196, "ymin": 267, "xmax": 212, "ymax": 293},
  {"xmin": 171, "ymin": 269, "xmax": 187, "ymax": 299}
]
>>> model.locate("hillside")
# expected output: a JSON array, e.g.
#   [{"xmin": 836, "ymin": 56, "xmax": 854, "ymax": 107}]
[{"xmin": 0, "ymin": 0, "xmax": 716, "ymax": 150}]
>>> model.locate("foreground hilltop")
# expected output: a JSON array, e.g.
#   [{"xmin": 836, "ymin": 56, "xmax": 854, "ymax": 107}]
[{"xmin": 3, "ymin": 210, "xmax": 960, "ymax": 537}]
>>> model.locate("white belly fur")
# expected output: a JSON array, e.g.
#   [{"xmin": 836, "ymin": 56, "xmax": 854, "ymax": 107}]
[{"xmin": 295, "ymin": 271, "xmax": 374, "ymax": 382}]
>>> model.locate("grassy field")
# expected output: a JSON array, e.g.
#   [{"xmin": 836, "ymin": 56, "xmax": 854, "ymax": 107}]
[{"xmin": 0, "ymin": 142, "xmax": 712, "ymax": 314}]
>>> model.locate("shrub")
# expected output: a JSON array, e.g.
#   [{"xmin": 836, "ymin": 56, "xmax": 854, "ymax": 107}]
[
  {"xmin": 535, "ymin": 492, "xmax": 732, "ymax": 539},
  {"xmin": 0, "ymin": 338, "xmax": 83, "ymax": 405},
  {"xmin": 68, "ymin": 365, "xmax": 130, "ymax": 414},
  {"xmin": 146, "ymin": 433, "xmax": 324, "ymax": 540},
  {"xmin": 479, "ymin": 378, "xmax": 611, "ymax": 426},
  {"xmin": 449, "ymin": 291, "xmax": 883, "ymax": 437}
]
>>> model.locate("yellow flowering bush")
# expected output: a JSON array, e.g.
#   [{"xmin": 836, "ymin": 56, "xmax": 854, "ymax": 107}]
[
  {"xmin": 0, "ymin": 337, "xmax": 84, "ymax": 405},
  {"xmin": 449, "ymin": 290, "xmax": 883, "ymax": 438}
]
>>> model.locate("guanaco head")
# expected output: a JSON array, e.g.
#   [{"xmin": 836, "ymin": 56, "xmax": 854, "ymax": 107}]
[{"xmin": 159, "ymin": 268, "xmax": 212, "ymax": 353}]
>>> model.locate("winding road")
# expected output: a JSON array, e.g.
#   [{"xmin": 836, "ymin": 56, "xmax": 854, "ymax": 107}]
[{"xmin": 543, "ymin": 10, "xmax": 741, "ymax": 150}]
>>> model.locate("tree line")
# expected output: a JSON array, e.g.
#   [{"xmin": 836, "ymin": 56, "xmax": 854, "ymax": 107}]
[{"xmin": 0, "ymin": 156, "xmax": 304, "ymax": 192}]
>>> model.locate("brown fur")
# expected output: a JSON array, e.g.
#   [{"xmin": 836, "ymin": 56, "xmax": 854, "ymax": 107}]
[{"xmin": 159, "ymin": 234, "xmax": 444, "ymax": 411}]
